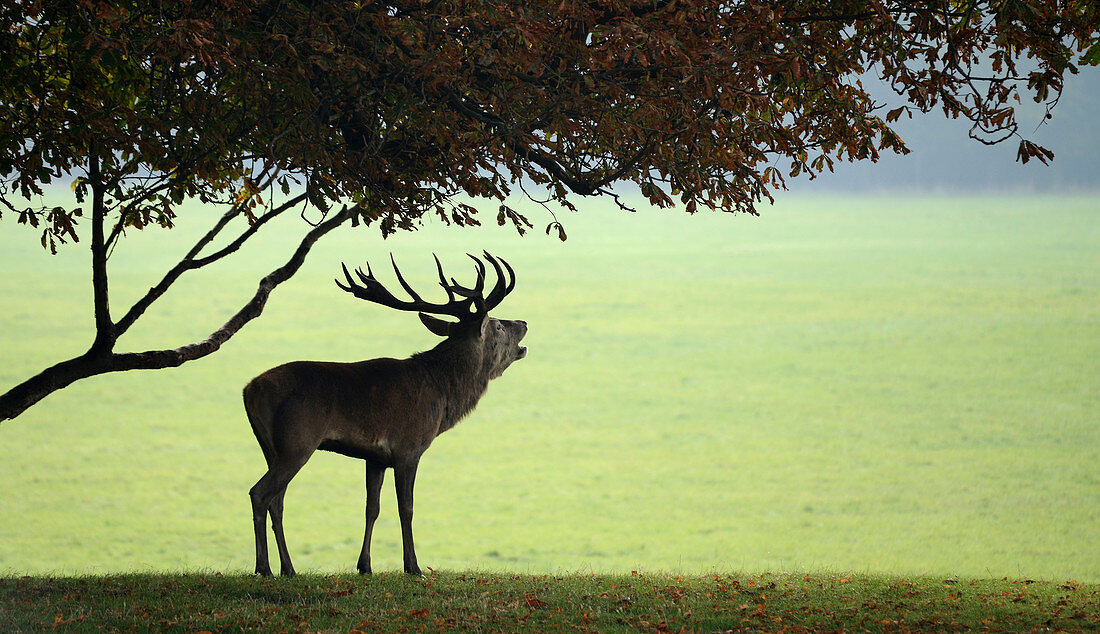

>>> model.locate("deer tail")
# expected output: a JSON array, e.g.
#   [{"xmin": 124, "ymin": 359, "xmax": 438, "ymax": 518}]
[{"xmin": 243, "ymin": 377, "xmax": 278, "ymax": 468}]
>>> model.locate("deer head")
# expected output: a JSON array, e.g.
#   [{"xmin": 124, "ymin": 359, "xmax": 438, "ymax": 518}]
[{"xmin": 336, "ymin": 251, "xmax": 528, "ymax": 377}]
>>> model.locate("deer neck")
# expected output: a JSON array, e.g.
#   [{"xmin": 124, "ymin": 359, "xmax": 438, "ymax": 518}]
[{"xmin": 412, "ymin": 338, "xmax": 490, "ymax": 433}]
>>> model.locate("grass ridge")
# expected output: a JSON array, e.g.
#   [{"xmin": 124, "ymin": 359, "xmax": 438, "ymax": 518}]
[{"xmin": 2, "ymin": 570, "xmax": 1097, "ymax": 632}]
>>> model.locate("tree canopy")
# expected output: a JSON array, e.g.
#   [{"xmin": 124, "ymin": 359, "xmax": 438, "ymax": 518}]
[{"xmin": 1, "ymin": 0, "xmax": 1097, "ymax": 421}]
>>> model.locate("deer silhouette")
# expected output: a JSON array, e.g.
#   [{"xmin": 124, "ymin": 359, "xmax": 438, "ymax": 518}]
[{"xmin": 244, "ymin": 252, "xmax": 527, "ymax": 576}]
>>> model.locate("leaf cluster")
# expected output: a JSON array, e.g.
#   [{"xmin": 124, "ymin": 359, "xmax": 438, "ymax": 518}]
[
  {"xmin": 1, "ymin": 0, "xmax": 1097, "ymax": 251},
  {"xmin": 0, "ymin": 0, "xmax": 260, "ymax": 251}
]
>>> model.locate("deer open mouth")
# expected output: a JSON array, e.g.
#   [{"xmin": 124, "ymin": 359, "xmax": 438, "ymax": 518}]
[{"xmin": 516, "ymin": 345, "xmax": 528, "ymax": 359}]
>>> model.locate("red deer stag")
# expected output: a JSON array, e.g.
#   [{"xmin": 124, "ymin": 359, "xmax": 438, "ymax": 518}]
[{"xmin": 244, "ymin": 252, "xmax": 527, "ymax": 577}]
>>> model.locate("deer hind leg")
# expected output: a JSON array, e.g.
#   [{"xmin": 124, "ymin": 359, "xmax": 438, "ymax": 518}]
[
  {"xmin": 250, "ymin": 478, "xmax": 273, "ymax": 577},
  {"xmin": 357, "ymin": 460, "xmax": 386, "ymax": 574},
  {"xmin": 394, "ymin": 456, "xmax": 423, "ymax": 576},
  {"xmin": 249, "ymin": 451, "xmax": 314, "ymax": 577},
  {"xmin": 270, "ymin": 489, "xmax": 295, "ymax": 577}
]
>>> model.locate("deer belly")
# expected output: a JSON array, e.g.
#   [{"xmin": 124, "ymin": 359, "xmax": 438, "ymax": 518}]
[{"xmin": 318, "ymin": 437, "xmax": 394, "ymax": 463}]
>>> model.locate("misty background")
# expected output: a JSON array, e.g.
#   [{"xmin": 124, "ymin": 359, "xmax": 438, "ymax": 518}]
[{"xmin": 789, "ymin": 66, "xmax": 1100, "ymax": 194}]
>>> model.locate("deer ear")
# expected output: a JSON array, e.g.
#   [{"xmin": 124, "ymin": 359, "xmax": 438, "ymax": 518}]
[
  {"xmin": 477, "ymin": 314, "xmax": 491, "ymax": 338},
  {"xmin": 418, "ymin": 313, "xmax": 456, "ymax": 337}
]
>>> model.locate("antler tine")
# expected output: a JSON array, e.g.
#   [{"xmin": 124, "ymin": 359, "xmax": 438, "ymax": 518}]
[
  {"xmin": 390, "ymin": 254, "xmax": 424, "ymax": 303},
  {"xmin": 482, "ymin": 251, "xmax": 516, "ymax": 311},
  {"xmin": 468, "ymin": 253, "xmax": 488, "ymax": 314},
  {"xmin": 335, "ymin": 262, "xmax": 356, "ymax": 293},
  {"xmin": 469, "ymin": 253, "xmax": 487, "ymax": 295},
  {"xmin": 496, "ymin": 253, "xmax": 516, "ymax": 295},
  {"xmin": 354, "ymin": 266, "xmax": 374, "ymax": 287},
  {"xmin": 336, "ymin": 263, "xmax": 372, "ymax": 296},
  {"xmin": 446, "ymin": 253, "xmax": 487, "ymax": 299},
  {"xmin": 339, "ymin": 261, "xmax": 408, "ymax": 309},
  {"xmin": 433, "ymin": 254, "xmax": 457, "ymax": 303}
]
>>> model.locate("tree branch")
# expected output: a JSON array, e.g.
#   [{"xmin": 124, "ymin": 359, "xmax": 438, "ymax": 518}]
[
  {"xmin": 111, "ymin": 202, "xmax": 354, "ymax": 370},
  {"xmin": 190, "ymin": 193, "xmax": 305, "ymax": 268},
  {"xmin": 113, "ymin": 192, "xmax": 307, "ymax": 336},
  {"xmin": 0, "ymin": 202, "xmax": 355, "ymax": 422}
]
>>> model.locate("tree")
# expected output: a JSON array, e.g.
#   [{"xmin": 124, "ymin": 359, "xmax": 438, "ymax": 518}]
[{"xmin": 2, "ymin": 0, "xmax": 1097, "ymax": 422}]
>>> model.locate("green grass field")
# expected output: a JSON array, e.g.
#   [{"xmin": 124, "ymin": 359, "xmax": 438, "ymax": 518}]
[{"xmin": 0, "ymin": 194, "xmax": 1097, "ymax": 582}]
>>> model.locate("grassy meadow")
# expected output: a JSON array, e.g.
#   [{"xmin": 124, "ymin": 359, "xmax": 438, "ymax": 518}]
[{"xmin": 0, "ymin": 194, "xmax": 1097, "ymax": 582}]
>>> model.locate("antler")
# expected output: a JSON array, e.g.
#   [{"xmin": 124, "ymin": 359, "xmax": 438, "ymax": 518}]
[
  {"xmin": 482, "ymin": 252, "xmax": 516, "ymax": 312},
  {"xmin": 336, "ymin": 252, "xmax": 515, "ymax": 319}
]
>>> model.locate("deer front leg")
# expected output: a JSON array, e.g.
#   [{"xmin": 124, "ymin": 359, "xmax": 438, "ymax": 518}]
[
  {"xmin": 357, "ymin": 461, "xmax": 386, "ymax": 574},
  {"xmin": 394, "ymin": 456, "xmax": 422, "ymax": 576}
]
